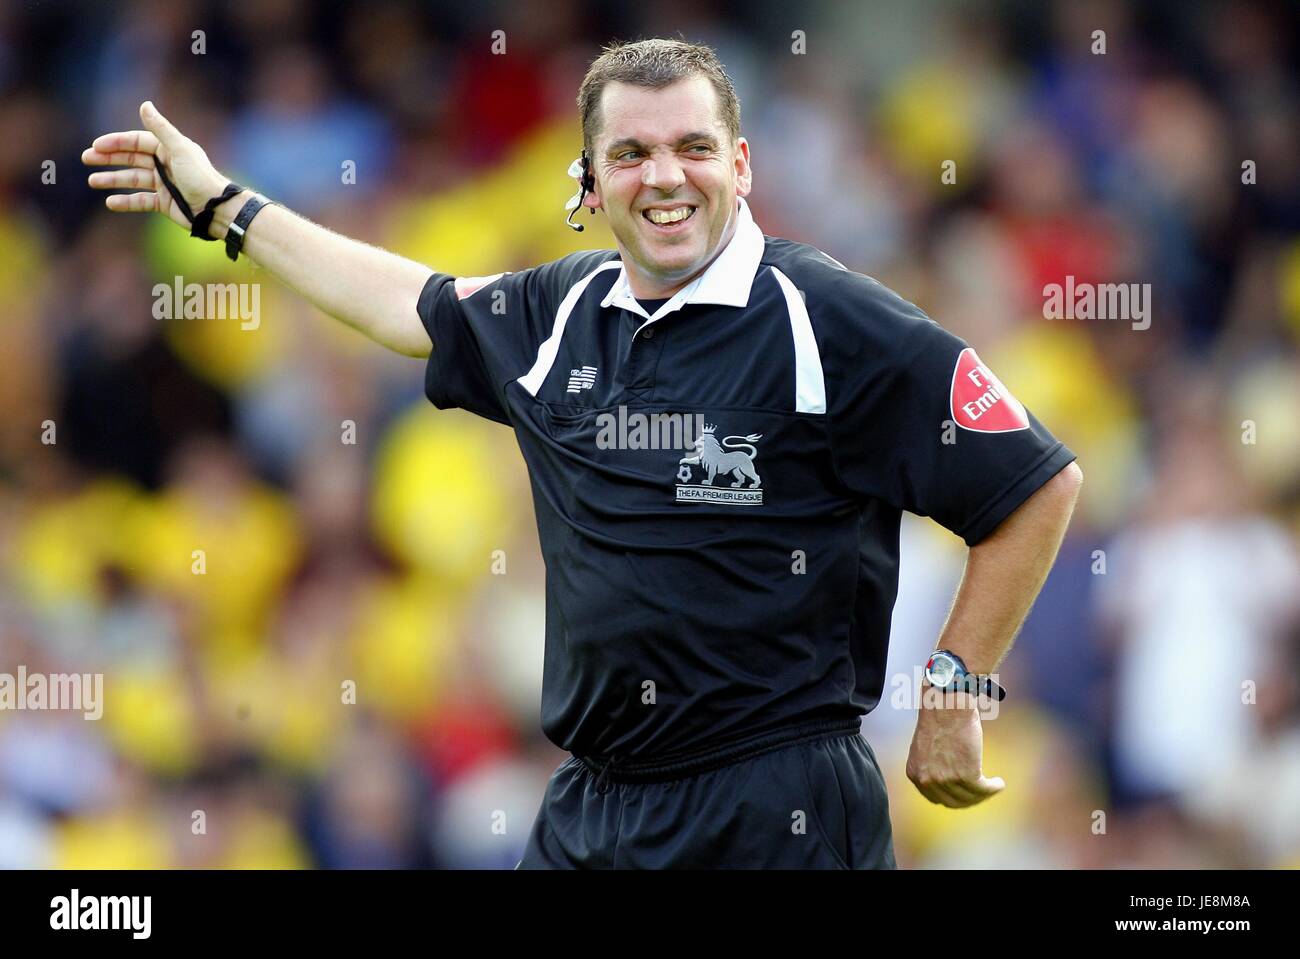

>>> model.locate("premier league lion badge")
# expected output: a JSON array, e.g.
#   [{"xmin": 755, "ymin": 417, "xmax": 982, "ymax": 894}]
[{"xmin": 675, "ymin": 423, "xmax": 763, "ymax": 505}]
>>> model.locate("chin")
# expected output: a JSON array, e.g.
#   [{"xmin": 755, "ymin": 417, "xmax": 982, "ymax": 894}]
[
  {"xmin": 646, "ymin": 258, "xmax": 698, "ymax": 281},
  {"xmin": 646, "ymin": 245, "xmax": 703, "ymax": 271}
]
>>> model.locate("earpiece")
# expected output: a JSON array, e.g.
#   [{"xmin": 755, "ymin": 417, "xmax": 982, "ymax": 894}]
[{"xmin": 566, "ymin": 150, "xmax": 596, "ymax": 232}]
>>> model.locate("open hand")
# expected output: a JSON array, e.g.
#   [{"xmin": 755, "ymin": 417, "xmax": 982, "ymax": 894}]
[{"xmin": 82, "ymin": 100, "xmax": 226, "ymax": 230}]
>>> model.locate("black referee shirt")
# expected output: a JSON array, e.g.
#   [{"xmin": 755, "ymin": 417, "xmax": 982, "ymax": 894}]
[{"xmin": 417, "ymin": 197, "xmax": 1077, "ymax": 762}]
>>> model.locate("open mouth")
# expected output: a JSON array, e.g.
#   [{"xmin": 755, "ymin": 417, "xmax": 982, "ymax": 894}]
[{"xmin": 642, "ymin": 205, "xmax": 698, "ymax": 229}]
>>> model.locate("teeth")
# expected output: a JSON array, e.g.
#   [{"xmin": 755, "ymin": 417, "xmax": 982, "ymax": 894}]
[{"xmin": 646, "ymin": 207, "xmax": 695, "ymax": 225}]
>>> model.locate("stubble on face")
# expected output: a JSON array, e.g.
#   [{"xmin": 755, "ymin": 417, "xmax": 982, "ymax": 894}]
[{"xmin": 587, "ymin": 75, "xmax": 751, "ymax": 298}]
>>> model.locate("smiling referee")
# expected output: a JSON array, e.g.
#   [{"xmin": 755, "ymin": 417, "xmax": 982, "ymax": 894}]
[{"xmin": 84, "ymin": 38, "xmax": 1081, "ymax": 869}]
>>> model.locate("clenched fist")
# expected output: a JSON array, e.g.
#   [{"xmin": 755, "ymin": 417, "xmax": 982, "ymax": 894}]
[{"xmin": 906, "ymin": 687, "xmax": 1006, "ymax": 808}]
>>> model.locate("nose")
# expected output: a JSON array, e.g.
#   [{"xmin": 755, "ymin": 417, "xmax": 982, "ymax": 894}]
[{"xmin": 642, "ymin": 153, "xmax": 686, "ymax": 193}]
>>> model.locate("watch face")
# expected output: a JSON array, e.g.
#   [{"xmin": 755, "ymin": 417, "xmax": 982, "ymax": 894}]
[{"xmin": 926, "ymin": 655, "xmax": 956, "ymax": 688}]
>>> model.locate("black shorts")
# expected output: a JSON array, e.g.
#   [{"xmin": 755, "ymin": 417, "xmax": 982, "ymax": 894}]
[{"xmin": 517, "ymin": 720, "xmax": 897, "ymax": 869}]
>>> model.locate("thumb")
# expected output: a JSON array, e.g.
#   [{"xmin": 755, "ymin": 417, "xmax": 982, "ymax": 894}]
[
  {"xmin": 978, "ymin": 775, "xmax": 1006, "ymax": 793},
  {"xmin": 140, "ymin": 100, "xmax": 182, "ymax": 146}
]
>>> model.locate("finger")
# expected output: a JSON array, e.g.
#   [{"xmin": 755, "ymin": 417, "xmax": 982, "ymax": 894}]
[
  {"xmin": 140, "ymin": 101, "xmax": 183, "ymax": 147},
  {"xmin": 88, "ymin": 130, "xmax": 160, "ymax": 155},
  {"xmin": 87, "ymin": 168, "xmax": 155, "ymax": 190},
  {"xmin": 945, "ymin": 776, "xmax": 1006, "ymax": 807},
  {"xmin": 915, "ymin": 780, "xmax": 968, "ymax": 808},
  {"xmin": 81, "ymin": 148, "xmax": 156, "ymax": 168},
  {"xmin": 940, "ymin": 781, "xmax": 986, "ymax": 806},
  {"xmin": 105, "ymin": 192, "xmax": 159, "ymax": 213}
]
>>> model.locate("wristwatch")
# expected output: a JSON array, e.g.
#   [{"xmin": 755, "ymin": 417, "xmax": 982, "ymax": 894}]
[
  {"xmin": 225, "ymin": 193, "xmax": 274, "ymax": 261},
  {"xmin": 924, "ymin": 650, "xmax": 1007, "ymax": 701}
]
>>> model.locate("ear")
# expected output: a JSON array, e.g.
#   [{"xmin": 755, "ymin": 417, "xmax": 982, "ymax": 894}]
[
  {"xmin": 582, "ymin": 158, "xmax": 603, "ymax": 212},
  {"xmin": 733, "ymin": 137, "xmax": 753, "ymax": 198}
]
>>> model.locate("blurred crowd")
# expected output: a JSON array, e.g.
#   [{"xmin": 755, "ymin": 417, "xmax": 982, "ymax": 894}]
[{"xmin": 1, "ymin": 0, "xmax": 1298, "ymax": 869}]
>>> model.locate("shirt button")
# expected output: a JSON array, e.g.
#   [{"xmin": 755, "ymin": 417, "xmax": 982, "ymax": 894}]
[{"xmin": 643, "ymin": 328, "xmax": 655, "ymax": 339}]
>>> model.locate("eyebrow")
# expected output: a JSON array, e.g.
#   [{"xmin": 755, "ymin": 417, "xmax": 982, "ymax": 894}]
[{"xmin": 604, "ymin": 132, "xmax": 719, "ymax": 156}]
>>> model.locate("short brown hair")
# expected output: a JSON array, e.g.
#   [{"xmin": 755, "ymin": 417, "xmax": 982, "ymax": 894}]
[{"xmin": 577, "ymin": 38, "xmax": 741, "ymax": 158}]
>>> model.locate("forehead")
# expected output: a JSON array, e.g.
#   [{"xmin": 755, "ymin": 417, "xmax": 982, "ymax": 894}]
[{"xmin": 595, "ymin": 75, "xmax": 725, "ymax": 149}]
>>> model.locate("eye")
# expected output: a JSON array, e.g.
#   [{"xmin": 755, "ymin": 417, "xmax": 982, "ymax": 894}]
[
  {"xmin": 687, "ymin": 144, "xmax": 712, "ymax": 154},
  {"xmin": 616, "ymin": 150, "xmax": 643, "ymax": 162}
]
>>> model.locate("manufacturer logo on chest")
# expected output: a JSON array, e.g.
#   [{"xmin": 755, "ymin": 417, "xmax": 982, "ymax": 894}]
[{"xmin": 567, "ymin": 365, "xmax": 598, "ymax": 392}]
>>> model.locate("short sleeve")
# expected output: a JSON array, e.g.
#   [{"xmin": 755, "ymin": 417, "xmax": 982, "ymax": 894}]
[
  {"xmin": 825, "ymin": 281, "xmax": 1077, "ymax": 546},
  {"xmin": 416, "ymin": 269, "xmax": 551, "ymax": 426}
]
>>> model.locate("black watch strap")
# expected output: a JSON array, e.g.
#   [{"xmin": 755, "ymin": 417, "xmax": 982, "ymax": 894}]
[
  {"xmin": 977, "ymin": 675, "xmax": 1008, "ymax": 701},
  {"xmin": 955, "ymin": 671, "xmax": 1007, "ymax": 701},
  {"xmin": 225, "ymin": 193, "xmax": 273, "ymax": 261}
]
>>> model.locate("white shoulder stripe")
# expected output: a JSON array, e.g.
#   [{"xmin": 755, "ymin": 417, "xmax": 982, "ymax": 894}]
[
  {"xmin": 769, "ymin": 266, "xmax": 827, "ymax": 414},
  {"xmin": 517, "ymin": 260, "xmax": 622, "ymax": 397}
]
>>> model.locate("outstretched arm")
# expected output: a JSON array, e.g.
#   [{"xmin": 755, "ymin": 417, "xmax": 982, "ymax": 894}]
[
  {"xmin": 83, "ymin": 101, "xmax": 434, "ymax": 358},
  {"xmin": 906, "ymin": 460, "xmax": 1083, "ymax": 808}
]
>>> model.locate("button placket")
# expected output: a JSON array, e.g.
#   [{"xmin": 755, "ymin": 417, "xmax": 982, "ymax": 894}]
[{"xmin": 622, "ymin": 311, "xmax": 668, "ymax": 392}]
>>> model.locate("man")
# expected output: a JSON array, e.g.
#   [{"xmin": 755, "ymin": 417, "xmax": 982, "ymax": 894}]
[{"xmin": 84, "ymin": 38, "xmax": 1081, "ymax": 868}]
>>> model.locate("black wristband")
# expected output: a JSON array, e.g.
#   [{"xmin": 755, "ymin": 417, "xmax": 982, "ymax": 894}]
[
  {"xmin": 191, "ymin": 182, "xmax": 244, "ymax": 240},
  {"xmin": 225, "ymin": 193, "xmax": 273, "ymax": 261}
]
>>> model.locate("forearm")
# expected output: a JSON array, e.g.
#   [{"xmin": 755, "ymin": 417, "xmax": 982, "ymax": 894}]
[
  {"xmin": 907, "ymin": 463, "xmax": 1081, "ymax": 807},
  {"xmin": 933, "ymin": 462, "xmax": 1083, "ymax": 675},
  {"xmin": 84, "ymin": 104, "xmax": 438, "ymax": 357},
  {"xmin": 209, "ymin": 191, "xmax": 434, "ymax": 358}
]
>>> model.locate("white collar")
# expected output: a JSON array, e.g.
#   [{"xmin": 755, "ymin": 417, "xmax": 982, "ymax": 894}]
[{"xmin": 599, "ymin": 196, "xmax": 766, "ymax": 324}]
